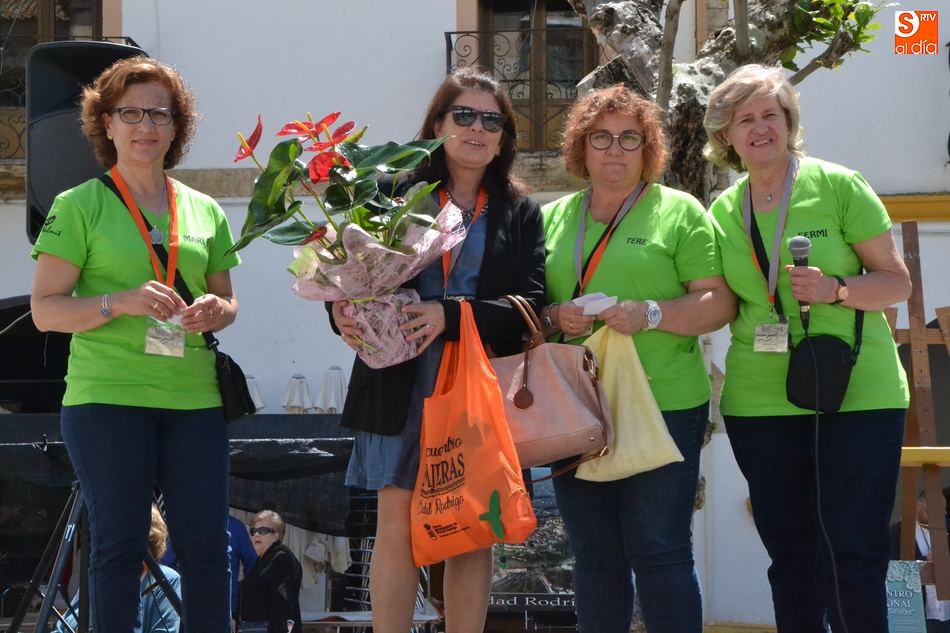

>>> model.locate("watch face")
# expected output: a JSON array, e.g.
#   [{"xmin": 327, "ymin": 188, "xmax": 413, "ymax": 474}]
[
  {"xmin": 646, "ymin": 307, "xmax": 661, "ymax": 325},
  {"xmin": 100, "ymin": 306, "xmax": 112, "ymax": 319},
  {"xmin": 838, "ymin": 286, "xmax": 849, "ymax": 301}
]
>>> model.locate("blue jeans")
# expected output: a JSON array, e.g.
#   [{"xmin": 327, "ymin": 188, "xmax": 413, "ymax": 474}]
[
  {"xmin": 552, "ymin": 403, "xmax": 707, "ymax": 633},
  {"xmin": 61, "ymin": 404, "xmax": 231, "ymax": 633},
  {"xmin": 725, "ymin": 409, "xmax": 905, "ymax": 633}
]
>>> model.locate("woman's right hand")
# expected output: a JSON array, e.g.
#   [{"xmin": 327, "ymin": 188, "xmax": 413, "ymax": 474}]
[
  {"xmin": 332, "ymin": 300, "xmax": 363, "ymax": 351},
  {"xmin": 555, "ymin": 302, "xmax": 594, "ymax": 338},
  {"xmin": 112, "ymin": 281, "xmax": 187, "ymax": 321}
]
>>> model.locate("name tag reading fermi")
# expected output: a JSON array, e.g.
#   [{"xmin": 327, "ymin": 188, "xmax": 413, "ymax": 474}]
[
  {"xmin": 754, "ymin": 321, "xmax": 789, "ymax": 353},
  {"xmin": 145, "ymin": 322, "xmax": 186, "ymax": 357}
]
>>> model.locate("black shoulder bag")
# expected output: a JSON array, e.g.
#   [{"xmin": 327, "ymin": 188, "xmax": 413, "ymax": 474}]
[
  {"xmin": 100, "ymin": 175, "xmax": 256, "ymax": 423},
  {"xmin": 748, "ymin": 213, "xmax": 864, "ymax": 413}
]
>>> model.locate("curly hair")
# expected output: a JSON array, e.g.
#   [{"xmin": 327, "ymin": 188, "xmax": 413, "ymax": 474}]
[
  {"xmin": 148, "ymin": 504, "xmax": 169, "ymax": 562},
  {"xmin": 252, "ymin": 510, "xmax": 286, "ymax": 542},
  {"xmin": 561, "ymin": 85, "xmax": 669, "ymax": 183},
  {"xmin": 80, "ymin": 56, "xmax": 198, "ymax": 169},
  {"xmin": 703, "ymin": 64, "xmax": 805, "ymax": 172},
  {"xmin": 414, "ymin": 66, "xmax": 529, "ymax": 202}
]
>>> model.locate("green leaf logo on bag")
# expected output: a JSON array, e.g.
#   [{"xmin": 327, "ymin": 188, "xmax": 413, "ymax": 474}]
[{"xmin": 478, "ymin": 490, "xmax": 504, "ymax": 538}]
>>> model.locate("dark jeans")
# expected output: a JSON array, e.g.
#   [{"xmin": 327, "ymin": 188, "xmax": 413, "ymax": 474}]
[
  {"xmin": 552, "ymin": 403, "xmax": 707, "ymax": 633},
  {"xmin": 61, "ymin": 404, "xmax": 231, "ymax": 633},
  {"xmin": 725, "ymin": 409, "xmax": 905, "ymax": 633}
]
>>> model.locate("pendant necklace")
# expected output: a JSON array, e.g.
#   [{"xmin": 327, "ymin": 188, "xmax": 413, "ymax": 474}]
[
  {"xmin": 447, "ymin": 190, "xmax": 479, "ymax": 224},
  {"xmin": 148, "ymin": 179, "xmax": 168, "ymax": 244}
]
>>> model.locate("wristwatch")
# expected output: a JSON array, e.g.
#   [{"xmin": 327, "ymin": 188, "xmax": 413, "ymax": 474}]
[
  {"xmin": 100, "ymin": 294, "xmax": 113, "ymax": 319},
  {"xmin": 543, "ymin": 303, "xmax": 556, "ymax": 328},
  {"xmin": 831, "ymin": 277, "xmax": 849, "ymax": 305},
  {"xmin": 644, "ymin": 300, "xmax": 662, "ymax": 330}
]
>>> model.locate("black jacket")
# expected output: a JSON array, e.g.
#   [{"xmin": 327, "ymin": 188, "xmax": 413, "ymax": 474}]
[
  {"xmin": 328, "ymin": 175, "xmax": 546, "ymax": 435},
  {"xmin": 239, "ymin": 542, "xmax": 302, "ymax": 633}
]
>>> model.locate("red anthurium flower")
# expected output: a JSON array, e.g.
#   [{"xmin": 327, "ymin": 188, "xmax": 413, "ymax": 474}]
[
  {"xmin": 305, "ymin": 121, "xmax": 357, "ymax": 152},
  {"xmin": 308, "ymin": 151, "xmax": 351, "ymax": 183},
  {"xmin": 277, "ymin": 111, "xmax": 342, "ymax": 138},
  {"xmin": 234, "ymin": 114, "xmax": 262, "ymax": 162},
  {"xmin": 303, "ymin": 225, "xmax": 328, "ymax": 244}
]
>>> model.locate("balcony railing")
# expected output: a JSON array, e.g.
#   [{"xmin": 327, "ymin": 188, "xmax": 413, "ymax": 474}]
[
  {"xmin": 0, "ymin": 35, "xmax": 139, "ymax": 160},
  {"xmin": 446, "ymin": 29, "xmax": 597, "ymax": 152}
]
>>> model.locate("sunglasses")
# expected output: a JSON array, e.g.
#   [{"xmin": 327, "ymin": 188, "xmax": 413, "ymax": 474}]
[
  {"xmin": 249, "ymin": 526, "xmax": 277, "ymax": 537},
  {"xmin": 587, "ymin": 130, "xmax": 644, "ymax": 152},
  {"xmin": 111, "ymin": 107, "xmax": 176, "ymax": 126},
  {"xmin": 446, "ymin": 106, "xmax": 507, "ymax": 133}
]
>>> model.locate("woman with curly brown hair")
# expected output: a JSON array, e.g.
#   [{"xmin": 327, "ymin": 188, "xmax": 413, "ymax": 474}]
[
  {"xmin": 540, "ymin": 85, "xmax": 735, "ymax": 633},
  {"xmin": 30, "ymin": 56, "xmax": 239, "ymax": 632}
]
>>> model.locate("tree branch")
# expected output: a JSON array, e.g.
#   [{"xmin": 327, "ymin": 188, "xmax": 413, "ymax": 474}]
[
  {"xmin": 733, "ymin": 0, "xmax": 750, "ymax": 59},
  {"xmin": 656, "ymin": 0, "xmax": 683, "ymax": 117},
  {"xmin": 789, "ymin": 28, "xmax": 855, "ymax": 85}
]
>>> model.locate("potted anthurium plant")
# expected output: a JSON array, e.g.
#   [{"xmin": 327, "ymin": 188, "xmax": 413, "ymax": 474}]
[{"xmin": 228, "ymin": 112, "xmax": 464, "ymax": 369}]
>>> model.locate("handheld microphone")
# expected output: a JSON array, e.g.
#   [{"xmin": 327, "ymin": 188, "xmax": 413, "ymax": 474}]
[{"xmin": 788, "ymin": 235, "xmax": 812, "ymax": 331}]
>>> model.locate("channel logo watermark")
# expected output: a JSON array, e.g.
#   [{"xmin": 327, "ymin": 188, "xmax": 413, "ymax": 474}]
[{"xmin": 895, "ymin": 10, "xmax": 938, "ymax": 55}]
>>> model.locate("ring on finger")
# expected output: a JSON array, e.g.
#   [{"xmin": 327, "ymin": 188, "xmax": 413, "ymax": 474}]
[
  {"xmin": 152, "ymin": 302, "xmax": 161, "ymax": 310},
  {"xmin": 425, "ymin": 324, "xmax": 434, "ymax": 335}
]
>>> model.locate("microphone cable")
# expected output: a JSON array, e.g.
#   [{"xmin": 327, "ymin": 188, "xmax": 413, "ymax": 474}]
[{"xmin": 803, "ymin": 318, "xmax": 850, "ymax": 633}]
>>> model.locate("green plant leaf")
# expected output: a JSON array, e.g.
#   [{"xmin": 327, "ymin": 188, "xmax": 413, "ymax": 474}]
[
  {"xmin": 329, "ymin": 165, "xmax": 358, "ymax": 187},
  {"xmin": 324, "ymin": 184, "xmax": 352, "ymax": 212},
  {"xmin": 262, "ymin": 221, "xmax": 318, "ymax": 246}
]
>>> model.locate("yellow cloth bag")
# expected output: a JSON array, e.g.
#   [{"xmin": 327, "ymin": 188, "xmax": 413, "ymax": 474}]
[{"xmin": 575, "ymin": 326, "xmax": 684, "ymax": 482}]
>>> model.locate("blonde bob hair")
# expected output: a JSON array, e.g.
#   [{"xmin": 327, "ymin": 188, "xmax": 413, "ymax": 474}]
[
  {"xmin": 703, "ymin": 64, "xmax": 805, "ymax": 172},
  {"xmin": 561, "ymin": 85, "xmax": 669, "ymax": 183},
  {"xmin": 252, "ymin": 510, "xmax": 286, "ymax": 542}
]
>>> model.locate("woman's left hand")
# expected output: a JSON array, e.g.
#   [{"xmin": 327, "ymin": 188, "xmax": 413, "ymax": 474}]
[
  {"xmin": 180, "ymin": 294, "xmax": 223, "ymax": 333},
  {"xmin": 400, "ymin": 301, "xmax": 446, "ymax": 353},
  {"xmin": 785, "ymin": 265, "xmax": 837, "ymax": 304},
  {"xmin": 598, "ymin": 299, "xmax": 648, "ymax": 336}
]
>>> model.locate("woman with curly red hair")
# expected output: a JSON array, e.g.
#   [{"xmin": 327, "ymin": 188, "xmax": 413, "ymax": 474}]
[{"xmin": 540, "ymin": 85, "xmax": 736, "ymax": 632}]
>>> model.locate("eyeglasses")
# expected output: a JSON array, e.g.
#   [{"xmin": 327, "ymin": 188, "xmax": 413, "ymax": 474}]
[
  {"xmin": 587, "ymin": 130, "xmax": 644, "ymax": 152},
  {"xmin": 446, "ymin": 106, "xmax": 507, "ymax": 133},
  {"xmin": 111, "ymin": 107, "xmax": 176, "ymax": 126},
  {"xmin": 249, "ymin": 526, "xmax": 277, "ymax": 537}
]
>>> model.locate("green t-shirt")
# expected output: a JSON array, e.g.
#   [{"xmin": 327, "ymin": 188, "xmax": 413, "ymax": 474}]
[
  {"xmin": 710, "ymin": 157, "xmax": 909, "ymax": 417},
  {"xmin": 543, "ymin": 184, "xmax": 722, "ymax": 411},
  {"xmin": 31, "ymin": 176, "xmax": 242, "ymax": 409}
]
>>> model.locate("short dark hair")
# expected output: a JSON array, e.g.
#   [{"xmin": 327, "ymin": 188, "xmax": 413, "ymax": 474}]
[
  {"xmin": 414, "ymin": 66, "xmax": 528, "ymax": 202},
  {"xmin": 80, "ymin": 56, "xmax": 198, "ymax": 169},
  {"xmin": 561, "ymin": 85, "xmax": 669, "ymax": 182}
]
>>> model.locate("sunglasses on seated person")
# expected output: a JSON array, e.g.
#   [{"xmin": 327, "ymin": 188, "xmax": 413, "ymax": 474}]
[
  {"xmin": 446, "ymin": 106, "xmax": 507, "ymax": 133},
  {"xmin": 586, "ymin": 130, "xmax": 644, "ymax": 152},
  {"xmin": 249, "ymin": 526, "xmax": 277, "ymax": 536}
]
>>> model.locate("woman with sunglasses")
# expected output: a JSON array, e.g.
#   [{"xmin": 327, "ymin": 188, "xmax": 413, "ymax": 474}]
[
  {"xmin": 540, "ymin": 85, "xmax": 736, "ymax": 632},
  {"xmin": 329, "ymin": 66, "xmax": 545, "ymax": 633},
  {"xmin": 239, "ymin": 511, "xmax": 302, "ymax": 633},
  {"xmin": 30, "ymin": 56, "xmax": 239, "ymax": 632}
]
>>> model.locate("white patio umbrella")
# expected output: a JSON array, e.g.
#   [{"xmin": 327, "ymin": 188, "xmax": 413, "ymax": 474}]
[
  {"xmin": 244, "ymin": 375, "xmax": 267, "ymax": 413},
  {"xmin": 314, "ymin": 366, "xmax": 347, "ymax": 414},
  {"xmin": 281, "ymin": 374, "xmax": 314, "ymax": 414}
]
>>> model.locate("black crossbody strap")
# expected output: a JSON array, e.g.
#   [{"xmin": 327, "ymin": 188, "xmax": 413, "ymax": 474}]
[
  {"xmin": 99, "ymin": 174, "xmax": 219, "ymax": 351},
  {"xmin": 748, "ymin": 208, "xmax": 864, "ymax": 365}
]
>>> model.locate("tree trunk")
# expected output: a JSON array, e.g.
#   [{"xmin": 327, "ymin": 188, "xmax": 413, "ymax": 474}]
[{"xmin": 571, "ymin": 0, "xmax": 856, "ymax": 204}]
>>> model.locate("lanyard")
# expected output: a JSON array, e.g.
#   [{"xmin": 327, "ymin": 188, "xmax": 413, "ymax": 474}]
[
  {"xmin": 741, "ymin": 156, "xmax": 797, "ymax": 310},
  {"xmin": 439, "ymin": 188, "xmax": 487, "ymax": 292},
  {"xmin": 573, "ymin": 182, "xmax": 647, "ymax": 295},
  {"xmin": 110, "ymin": 166, "xmax": 179, "ymax": 287}
]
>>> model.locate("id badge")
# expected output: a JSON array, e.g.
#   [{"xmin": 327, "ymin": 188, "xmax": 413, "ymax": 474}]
[
  {"xmin": 753, "ymin": 319, "xmax": 789, "ymax": 353},
  {"xmin": 145, "ymin": 320, "xmax": 186, "ymax": 357}
]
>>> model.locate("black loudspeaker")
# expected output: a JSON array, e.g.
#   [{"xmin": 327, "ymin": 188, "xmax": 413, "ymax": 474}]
[{"xmin": 25, "ymin": 41, "xmax": 145, "ymax": 244}]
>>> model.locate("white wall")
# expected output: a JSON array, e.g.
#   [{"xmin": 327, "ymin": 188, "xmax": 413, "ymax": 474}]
[
  {"xmin": 121, "ymin": 0, "xmax": 456, "ymax": 171},
  {"xmin": 797, "ymin": 0, "xmax": 950, "ymax": 195}
]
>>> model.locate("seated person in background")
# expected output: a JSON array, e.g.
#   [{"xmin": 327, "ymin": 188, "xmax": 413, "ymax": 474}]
[
  {"xmin": 58, "ymin": 504, "xmax": 182, "ymax": 633},
  {"xmin": 890, "ymin": 490, "xmax": 950, "ymax": 632},
  {"xmin": 239, "ymin": 510, "xmax": 302, "ymax": 633}
]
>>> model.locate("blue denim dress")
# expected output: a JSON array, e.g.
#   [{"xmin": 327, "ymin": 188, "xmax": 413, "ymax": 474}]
[{"xmin": 345, "ymin": 211, "xmax": 486, "ymax": 491}]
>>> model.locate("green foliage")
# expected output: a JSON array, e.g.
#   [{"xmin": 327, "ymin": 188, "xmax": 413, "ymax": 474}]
[
  {"xmin": 227, "ymin": 114, "xmax": 447, "ymax": 259},
  {"xmin": 781, "ymin": 0, "xmax": 895, "ymax": 71}
]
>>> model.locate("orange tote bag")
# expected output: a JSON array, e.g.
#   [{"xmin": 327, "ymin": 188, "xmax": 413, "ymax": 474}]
[{"xmin": 410, "ymin": 301, "xmax": 537, "ymax": 567}]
